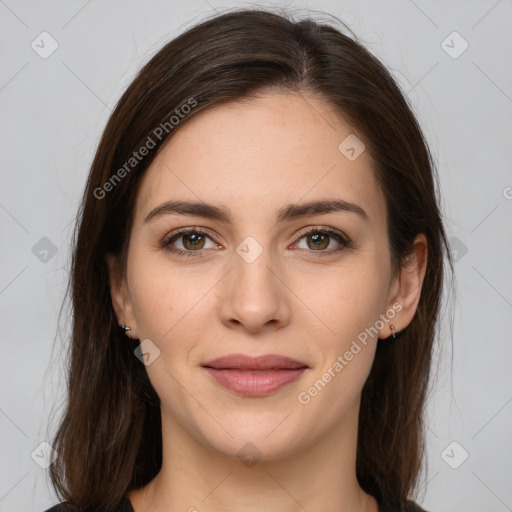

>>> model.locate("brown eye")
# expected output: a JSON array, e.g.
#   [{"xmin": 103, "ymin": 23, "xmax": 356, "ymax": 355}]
[
  {"xmin": 161, "ymin": 228, "xmax": 218, "ymax": 256},
  {"xmin": 181, "ymin": 232, "xmax": 206, "ymax": 250},
  {"xmin": 293, "ymin": 227, "xmax": 352, "ymax": 255},
  {"xmin": 306, "ymin": 232, "xmax": 330, "ymax": 251}
]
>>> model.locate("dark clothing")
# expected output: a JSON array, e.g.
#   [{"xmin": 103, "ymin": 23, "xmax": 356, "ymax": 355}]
[
  {"xmin": 44, "ymin": 496, "xmax": 428, "ymax": 511},
  {"xmin": 381, "ymin": 501, "xmax": 428, "ymax": 512},
  {"xmin": 43, "ymin": 498, "xmax": 132, "ymax": 512}
]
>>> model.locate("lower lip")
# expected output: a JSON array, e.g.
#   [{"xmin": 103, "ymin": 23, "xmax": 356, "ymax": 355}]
[{"xmin": 203, "ymin": 367, "xmax": 307, "ymax": 396}]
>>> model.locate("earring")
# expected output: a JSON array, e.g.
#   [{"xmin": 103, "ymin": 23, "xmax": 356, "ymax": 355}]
[
  {"xmin": 390, "ymin": 324, "xmax": 396, "ymax": 340},
  {"xmin": 121, "ymin": 324, "xmax": 131, "ymax": 337}
]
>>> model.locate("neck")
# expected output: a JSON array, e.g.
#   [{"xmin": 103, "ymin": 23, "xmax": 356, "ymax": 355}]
[{"xmin": 129, "ymin": 400, "xmax": 379, "ymax": 512}]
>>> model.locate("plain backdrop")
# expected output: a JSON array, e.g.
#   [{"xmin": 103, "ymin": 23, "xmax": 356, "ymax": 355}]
[{"xmin": 1, "ymin": 1, "xmax": 511, "ymax": 511}]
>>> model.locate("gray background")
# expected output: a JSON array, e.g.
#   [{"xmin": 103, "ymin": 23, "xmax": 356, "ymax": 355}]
[{"xmin": 1, "ymin": 1, "xmax": 511, "ymax": 511}]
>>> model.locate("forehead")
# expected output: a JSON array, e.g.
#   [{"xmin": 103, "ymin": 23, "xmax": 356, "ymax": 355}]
[{"xmin": 135, "ymin": 91, "xmax": 385, "ymax": 226}]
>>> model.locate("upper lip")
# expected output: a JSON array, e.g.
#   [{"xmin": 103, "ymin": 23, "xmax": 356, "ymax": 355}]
[{"xmin": 202, "ymin": 354, "xmax": 308, "ymax": 370}]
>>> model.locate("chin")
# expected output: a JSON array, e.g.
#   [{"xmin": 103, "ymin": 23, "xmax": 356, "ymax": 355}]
[{"xmin": 196, "ymin": 414, "xmax": 308, "ymax": 464}]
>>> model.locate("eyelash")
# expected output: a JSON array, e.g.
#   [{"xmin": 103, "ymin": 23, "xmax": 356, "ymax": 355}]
[{"xmin": 160, "ymin": 226, "xmax": 352, "ymax": 258}]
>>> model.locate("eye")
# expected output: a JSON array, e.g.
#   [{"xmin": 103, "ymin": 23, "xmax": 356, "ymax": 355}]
[
  {"xmin": 160, "ymin": 226, "xmax": 352, "ymax": 257},
  {"xmin": 160, "ymin": 228, "xmax": 219, "ymax": 257},
  {"xmin": 291, "ymin": 227, "xmax": 352, "ymax": 255}
]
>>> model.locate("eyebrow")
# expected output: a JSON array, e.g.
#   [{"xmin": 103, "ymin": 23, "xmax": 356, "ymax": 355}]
[{"xmin": 144, "ymin": 198, "xmax": 369, "ymax": 225}]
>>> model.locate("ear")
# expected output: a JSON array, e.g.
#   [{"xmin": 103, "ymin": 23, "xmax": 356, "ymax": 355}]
[
  {"xmin": 379, "ymin": 233, "xmax": 428, "ymax": 338},
  {"xmin": 105, "ymin": 253, "xmax": 137, "ymax": 337}
]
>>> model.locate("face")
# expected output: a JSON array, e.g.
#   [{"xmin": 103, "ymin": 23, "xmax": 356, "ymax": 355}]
[{"xmin": 108, "ymin": 91, "xmax": 423, "ymax": 461}]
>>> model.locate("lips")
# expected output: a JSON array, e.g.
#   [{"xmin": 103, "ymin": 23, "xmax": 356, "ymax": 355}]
[
  {"xmin": 202, "ymin": 353, "xmax": 308, "ymax": 371},
  {"xmin": 202, "ymin": 354, "xmax": 308, "ymax": 396}
]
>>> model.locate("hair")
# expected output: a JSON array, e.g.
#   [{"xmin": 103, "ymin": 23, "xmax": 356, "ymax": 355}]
[{"xmin": 49, "ymin": 7, "xmax": 453, "ymax": 512}]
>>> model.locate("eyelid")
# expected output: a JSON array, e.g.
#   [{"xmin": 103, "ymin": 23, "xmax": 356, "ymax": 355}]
[
  {"xmin": 160, "ymin": 226, "xmax": 221, "ymax": 251},
  {"xmin": 293, "ymin": 225, "xmax": 351, "ymax": 245}
]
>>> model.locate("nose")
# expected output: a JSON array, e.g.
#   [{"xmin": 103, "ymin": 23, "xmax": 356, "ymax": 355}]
[{"xmin": 218, "ymin": 245, "xmax": 291, "ymax": 335}]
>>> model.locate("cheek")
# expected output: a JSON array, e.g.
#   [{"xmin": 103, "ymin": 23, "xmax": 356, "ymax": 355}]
[
  {"xmin": 128, "ymin": 246, "xmax": 198, "ymax": 334},
  {"xmin": 295, "ymin": 258, "xmax": 389, "ymax": 341},
  {"xmin": 127, "ymin": 250, "xmax": 223, "ymax": 383},
  {"xmin": 295, "ymin": 270, "xmax": 386, "ymax": 418},
  {"xmin": 293, "ymin": 257, "xmax": 389, "ymax": 398}
]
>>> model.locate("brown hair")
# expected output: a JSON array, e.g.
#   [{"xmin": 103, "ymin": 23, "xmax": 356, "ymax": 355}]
[{"xmin": 49, "ymin": 7, "xmax": 453, "ymax": 512}]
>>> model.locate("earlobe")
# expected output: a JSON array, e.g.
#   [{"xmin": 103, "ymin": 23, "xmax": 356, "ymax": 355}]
[{"xmin": 380, "ymin": 234, "xmax": 428, "ymax": 338}]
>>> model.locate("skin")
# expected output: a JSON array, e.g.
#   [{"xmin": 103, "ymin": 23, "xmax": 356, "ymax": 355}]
[{"xmin": 107, "ymin": 91, "xmax": 427, "ymax": 512}]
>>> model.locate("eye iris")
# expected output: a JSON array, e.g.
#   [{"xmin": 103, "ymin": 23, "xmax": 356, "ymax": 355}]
[
  {"xmin": 183, "ymin": 232, "xmax": 205, "ymax": 250},
  {"xmin": 308, "ymin": 232, "xmax": 329, "ymax": 250}
]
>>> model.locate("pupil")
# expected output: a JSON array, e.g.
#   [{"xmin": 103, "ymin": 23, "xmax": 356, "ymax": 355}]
[{"xmin": 189, "ymin": 234, "xmax": 201, "ymax": 245}]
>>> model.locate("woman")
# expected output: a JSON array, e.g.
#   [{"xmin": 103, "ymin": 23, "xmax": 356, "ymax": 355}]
[{"xmin": 44, "ymin": 7, "xmax": 452, "ymax": 512}]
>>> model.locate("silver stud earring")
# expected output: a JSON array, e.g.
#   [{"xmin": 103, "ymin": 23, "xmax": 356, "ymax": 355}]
[
  {"xmin": 121, "ymin": 324, "xmax": 131, "ymax": 337},
  {"xmin": 390, "ymin": 324, "xmax": 396, "ymax": 340}
]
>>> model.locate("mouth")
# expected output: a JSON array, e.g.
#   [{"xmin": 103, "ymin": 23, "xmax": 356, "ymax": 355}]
[{"xmin": 202, "ymin": 353, "xmax": 309, "ymax": 396}]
